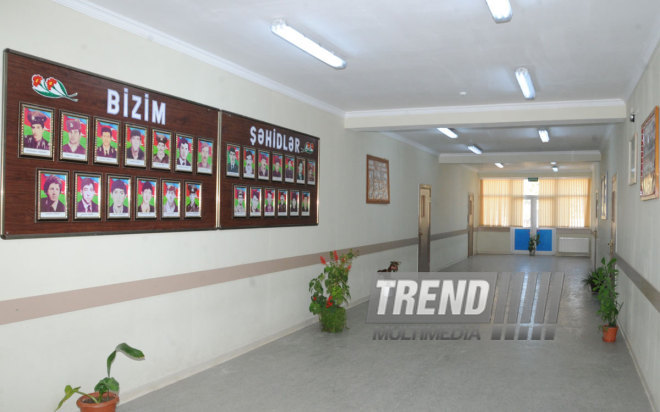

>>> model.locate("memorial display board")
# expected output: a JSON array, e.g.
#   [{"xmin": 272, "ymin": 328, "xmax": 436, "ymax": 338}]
[
  {"xmin": 1, "ymin": 50, "xmax": 218, "ymax": 238},
  {"xmin": 219, "ymin": 111, "xmax": 319, "ymax": 228}
]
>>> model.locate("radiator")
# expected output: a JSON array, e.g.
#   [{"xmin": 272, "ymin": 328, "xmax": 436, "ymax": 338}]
[{"xmin": 557, "ymin": 237, "xmax": 590, "ymax": 254}]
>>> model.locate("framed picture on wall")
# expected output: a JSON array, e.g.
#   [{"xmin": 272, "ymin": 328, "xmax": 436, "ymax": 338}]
[
  {"xmin": 296, "ymin": 157, "xmax": 306, "ymax": 184},
  {"xmin": 184, "ymin": 182, "xmax": 202, "ymax": 218},
  {"xmin": 226, "ymin": 144, "xmax": 241, "ymax": 177},
  {"xmin": 301, "ymin": 191, "xmax": 311, "ymax": 216},
  {"xmin": 233, "ymin": 185, "xmax": 247, "ymax": 217},
  {"xmin": 628, "ymin": 133, "xmax": 637, "ymax": 185},
  {"xmin": 60, "ymin": 112, "xmax": 89, "ymax": 162},
  {"xmin": 600, "ymin": 172, "xmax": 607, "ymax": 220},
  {"xmin": 249, "ymin": 186, "xmax": 262, "ymax": 217},
  {"xmin": 366, "ymin": 155, "xmax": 390, "ymax": 204},
  {"xmin": 243, "ymin": 146, "xmax": 256, "ymax": 179},
  {"xmin": 284, "ymin": 155, "xmax": 295, "ymax": 183},
  {"xmin": 307, "ymin": 159, "xmax": 316, "ymax": 185},
  {"xmin": 290, "ymin": 190, "xmax": 299, "ymax": 216},
  {"xmin": 37, "ymin": 170, "xmax": 68, "ymax": 220},
  {"xmin": 94, "ymin": 117, "xmax": 120, "ymax": 165},
  {"xmin": 136, "ymin": 177, "xmax": 158, "ymax": 219},
  {"xmin": 20, "ymin": 104, "xmax": 54, "ymax": 158},
  {"xmin": 124, "ymin": 125, "xmax": 147, "ymax": 168},
  {"xmin": 162, "ymin": 180, "xmax": 181, "ymax": 218},
  {"xmin": 277, "ymin": 189, "xmax": 288, "ymax": 216},
  {"xmin": 264, "ymin": 188, "xmax": 276, "ymax": 217},
  {"xmin": 107, "ymin": 175, "xmax": 131, "ymax": 219},
  {"xmin": 175, "ymin": 134, "xmax": 193, "ymax": 172},
  {"xmin": 74, "ymin": 173, "xmax": 101, "ymax": 220},
  {"xmin": 197, "ymin": 139, "xmax": 213, "ymax": 175},
  {"xmin": 258, "ymin": 150, "xmax": 270, "ymax": 181},
  {"xmin": 640, "ymin": 106, "xmax": 659, "ymax": 200},
  {"xmin": 272, "ymin": 153, "xmax": 283, "ymax": 182},
  {"xmin": 151, "ymin": 129, "xmax": 172, "ymax": 170}
]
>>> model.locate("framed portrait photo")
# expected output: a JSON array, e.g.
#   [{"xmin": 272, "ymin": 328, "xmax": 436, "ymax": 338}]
[
  {"xmin": 258, "ymin": 150, "xmax": 270, "ymax": 181},
  {"xmin": 301, "ymin": 191, "xmax": 311, "ymax": 216},
  {"xmin": 226, "ymin": 144, "xmax": 241, "ymax": 177},
  {"xmin": 20, "ymin": 103, "xmax": 54, "ymax": 158},
  {"xmin": 289, "ymin": 190, "xmax": 300, "ymax": 216},
  {"xmin": 162, "ymin": 180, "xmax": 181, "ymax": 218},
  {"xmin": 277, "ymin": 189, "xmax": 288, "ymax": 216},
  {"xmin": 124, "ymin": 124, "xmax": 147, "ymax": 168},
  {"xmin": 628, "ymin": 133, "xmax": 638, "ymax": 185},
  {"xmin": 197, "ymin": 138, "xmax": 213, "ymax": 175},
  {"xmin": 284, "ymin": 155, "xmax": 295, "ymax": 183},
  {"xmin": 136, "ymin": 177, "xmax": 158, "ymax": 219},
  {"xmin": 184, "ymin": 181, "xmax": 202, "ymax": 218},
  {"xmin": 264, "ymin": 188, "xmax": 276, "ymax": 217},
  {"xmin": 60, "ymin": 112, "xmax": 89, "ymax": 162},
  {"xmin": 640, "ymin": 106, "xmax": 659, "ymax": 200},
  {"xmin": 296, "ymin": 157, "xmax": 306, "ymax": 184},
  {"xmin": 249, "ymin": 186, "xmax": 262, "ymax": 217},
  {"xmin": 74, "ymin": 173, "xmax": 101, "ymax": 220},
  {"xmin": 233, "ymin": 185, "xmax": 248, "ymax": 217},
  {"xmin": 94, "ymin": 118, "xmax": 120, "ymax": 165},
  {"xmin": 272, "ymin": 152, "xmax": 283, "ymax": 182},
  {"xmin": 37, "ymin": 170, "xmax": 68, "ymax": 220},
  {"xmin": 175, "ymin": 134, "xmax": 193, "ymax": 172},
  {"xmin": 107, "ymin": 175, "xmax": 131, "ymax": 219},
  {"xmin": 151, "ymin": 129, "xmax": 172, "ymax": 170},
  {"xmin": 366, "ymin": 155, "xmax": 390, "ymax": 204},
  {"xmin": 243, "ymin": 146, "xmax": 256, "ymax": 179},
  {"xmin": 307, "ymin": 159, "xmax": 316, "ymax": 185}
]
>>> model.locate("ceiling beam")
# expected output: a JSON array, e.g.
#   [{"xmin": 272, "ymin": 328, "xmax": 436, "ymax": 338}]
[{"xmin": 345, "ymin": 99, "xmax": 626, "ymax": 131}]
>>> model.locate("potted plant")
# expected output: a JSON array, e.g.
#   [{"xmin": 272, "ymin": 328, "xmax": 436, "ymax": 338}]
[
  {"xmin": 56, "ymin": 343, "xmax": 145, "ymax": 411},
  {"xmin": 593, "ymin": 257, "xmax": 623, "ymax": 342},
  {"xmin": 308, "ymin": 250, "xmax": 357, "ymax": 333},
  {"xmin": 528, "ymin": 233, "xmax": 540, "ymax": 255},
  {"xmin": 582, "ymin": 269, "xmax": 601, "ymax": 294}
]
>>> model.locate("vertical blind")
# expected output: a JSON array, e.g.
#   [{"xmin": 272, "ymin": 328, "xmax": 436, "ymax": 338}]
[{"xmin": 481, "ymin": 177, "xmax": 590, "ymax": 227}]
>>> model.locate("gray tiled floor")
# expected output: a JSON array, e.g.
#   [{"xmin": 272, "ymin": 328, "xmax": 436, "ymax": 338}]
[{"xmin": 122, "ymin": 256, "xmax": 652, "ymax": 411}]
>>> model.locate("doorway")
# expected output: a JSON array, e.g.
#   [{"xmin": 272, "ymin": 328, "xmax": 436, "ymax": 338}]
[
  {"xmin": 610, "ymin": 174, "xmax": 617, "ymax": 256},
  {"xmin": 468, "ymin": 192, "xmax": 474, "ymax": 257},
  {"xmin": 418, "ymin": 184, "xmax": 431, "ymax": 271}
]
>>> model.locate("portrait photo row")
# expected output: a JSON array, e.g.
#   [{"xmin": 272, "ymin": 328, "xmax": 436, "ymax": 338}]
[{"xmin": 37, "ymin": 170, "xmax": 202, "ymax": 220}]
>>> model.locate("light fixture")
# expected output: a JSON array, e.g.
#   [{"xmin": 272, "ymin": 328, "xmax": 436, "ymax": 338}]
[
  {"xmin": 468, "ymin": 145, "xmax": 483, "ymax": 154},
  {"xmin": 515, "ymin": 67, "xmax": 536, "ymax": 99},
  {"xmin": 437, "ymin": 128, "xmax": 458, "ymax": 139},
  {"xmin": 550, "ymin": 161, "xmax": 557, "ymax": 165},
  {"xmin": 552, "ymin": 166, "xmax": 559, "ymax": 172},
  {"xmin": 271, "ymin": 19, "xmax": 346, "ymax": 69},
  {"xmin": 495, "ymin": 162, "xmax": 504, "ymax": 168},
  {"xmin": 538, "ymin": 128, "xmax": 550, "ymax": 143},
  {"xmin": 485, "ymin": 0, "xmax": 513, "ymax": 23}
]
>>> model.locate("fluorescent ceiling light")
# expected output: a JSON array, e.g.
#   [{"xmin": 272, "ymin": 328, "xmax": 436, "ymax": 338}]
[
  {"xmin": 437, "ymin": 128, "xmax": 458, "ymax": 139},
  {"xmin": 468, "ymin": 145, "xmax": 483, "ymax": 154},
  {"xmin": 271, "ymin": 19, "xmax": 346, "ymax": 69},
  {"xmin": 550, "ymin": 161, "xmax": 557, "ymax": 166},
  {"xmin": 495, "ymin": 162, "xmax": 504, "ymax": 168},
  {"xmin": 515, "ymin": 67, "xmax": 536, "ymax": 99},
  {"xmin": 485, "ymin": 0, "xmax": 512, "ymax": 23},
  {"xmin": 552, "ymin": 166, "xmax": 559, "ymax": 172},
  {"xmin": 538, "ymin": 129, "xmax": 550, "ymax": 143}
]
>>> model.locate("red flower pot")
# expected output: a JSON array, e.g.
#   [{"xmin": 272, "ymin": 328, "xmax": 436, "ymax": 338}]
[
  {"xmin": 76, "ymin": 392, "xmax": 119, "ymax": 412},
  {"xmin": 602, "ymin": 325, "xmax": 618, "ymax": 342}
]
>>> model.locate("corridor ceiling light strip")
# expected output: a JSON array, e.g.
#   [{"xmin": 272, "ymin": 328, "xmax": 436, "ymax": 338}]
[
  {"xmin": 515, "ymin": 67, "xmax": 536, "ymax": 99},
  {"xmin": 468, "ymin": 145, "xmax": 483, "ymax": 154},
  {"xmin": 485, "ymin": 0, "xmax": 513, "ymax": 23},
  {"xmin": 495, "ymin": 162, "xmax": 504, "ymax": 168},
  {"xmin": 538, "ymin": 129, "xmax": 550, "ymax": 143},
  {"xmin": 437, "ymin": 127, "xmax": 458, "ymax": 138},
  {"xmin": 271, "ymin": 19, "xmax": 346, "ymax": 69},
  {"xmin": 552, "ymin": 165, "xmax": 559, "ymax": 172}
]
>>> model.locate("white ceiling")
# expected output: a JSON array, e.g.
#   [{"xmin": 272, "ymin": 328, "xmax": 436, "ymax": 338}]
[{"xmin": 63, "ymin": 0, "xmax": 660, "ymax": 172}]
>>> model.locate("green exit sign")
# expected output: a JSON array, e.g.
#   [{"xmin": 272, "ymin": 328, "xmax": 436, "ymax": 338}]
[{"xmin": 528, "ymin": 177, "xmax": 539, "ymax": 182}]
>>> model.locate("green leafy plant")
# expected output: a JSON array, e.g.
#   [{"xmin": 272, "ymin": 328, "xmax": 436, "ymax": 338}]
[
  {"xmin": 309, "ymin": 250, "xmax": 357, "ymax": 332},
  {"xmin": 593, "ymin": 257, "xmax": 623, "ymax": 328},
  {"xmin": 583, "ymin": 268, "xmax": 602, "ymax": 293},
  {"xmin": 56, "ymin": 343, "xmax": 145, "ymax": 411},
  {"xmin": 528, "ymin": 233, "xmax": 540, "ymax": 253}
]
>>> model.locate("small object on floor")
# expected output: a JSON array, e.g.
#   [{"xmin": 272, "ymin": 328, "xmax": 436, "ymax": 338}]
[{"xmin": 377, "ymin": 261, "xmax": 400, "ymax": 272}]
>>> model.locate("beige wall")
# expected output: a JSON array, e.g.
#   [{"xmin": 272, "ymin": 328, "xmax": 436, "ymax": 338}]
[
  {"xmin": 0, "ymin": 1, "xmax": 475, "ymax": 411},
  {"xmin": 598, "ymin": 42, "xmax": 660, "ymax": 410}
]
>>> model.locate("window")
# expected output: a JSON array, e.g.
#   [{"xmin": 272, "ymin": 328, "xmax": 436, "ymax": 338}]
[{"xmin": 481, "ymin": 177, "xmax": 590, "ymax": 228}]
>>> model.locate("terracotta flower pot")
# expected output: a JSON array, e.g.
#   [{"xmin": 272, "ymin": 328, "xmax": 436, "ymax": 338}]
[
  {"xmin": 76, "ymin": 392, "xmax": 119, "ymax": 412},
  {"xmin": 602, "ymin": 325, "xmax": 618, "ymax": 342}
]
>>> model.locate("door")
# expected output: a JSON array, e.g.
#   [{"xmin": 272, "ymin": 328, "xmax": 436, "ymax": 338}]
[
  {"xmin": 418, "ymin": 184, "xmax": 431, "ymax": 271},
  {"xmin": 610, "ymin": 174, "xmax": 617, "ymax": 256},
  {"xmin": 467, "ymin": 193, "xmax": 474, "ymax": 256}
]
